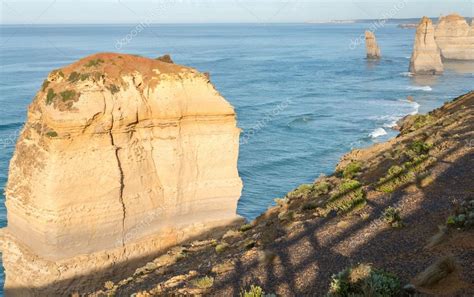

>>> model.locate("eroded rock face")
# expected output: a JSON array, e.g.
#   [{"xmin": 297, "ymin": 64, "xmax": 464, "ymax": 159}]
[
  {"xmin": 409, "ymin": 17, "xmax": 444, "ymax": 74},
  {"xmin": 365, "ymin": 31, "xmax": 381, "ymax": 59},
  {"xmin": 435, "ymin": 14, "xmax": 474, "ymax": 60},
  {"xmin": 1, "ymin": 53, "xmax": 243, "ymax": 295}
]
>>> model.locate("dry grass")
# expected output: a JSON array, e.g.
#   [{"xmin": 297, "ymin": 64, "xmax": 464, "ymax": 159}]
[{"xmin": 414, "ymin": 256, "xmax": 457, "ymax": 287}]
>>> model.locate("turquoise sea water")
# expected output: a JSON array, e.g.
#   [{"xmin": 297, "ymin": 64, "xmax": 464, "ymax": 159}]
[{"xmin": 0, "ymin": 24, "xmax": 473, "ymax": 293}]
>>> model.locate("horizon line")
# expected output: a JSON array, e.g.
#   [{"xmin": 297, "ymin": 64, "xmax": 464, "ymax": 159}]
[{"xmin": 0, "ymin": 17, "xmax": 451, "ymax": 26}]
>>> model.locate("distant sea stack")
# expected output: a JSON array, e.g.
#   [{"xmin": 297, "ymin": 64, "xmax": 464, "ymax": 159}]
[
  {"xmin": 365, "ymin": 31, "xmax": 381, "ymax": 59},
  {"xmin": 0, "ymin": 53, "xmax": 243, "ymax": 295},
  {"xmin": 409, "ymin": 17, "xmax": 444, "ymax": 75},
  {"xmin": 434, "ymin": 14, "xmax": 474, "ymax": 60}
]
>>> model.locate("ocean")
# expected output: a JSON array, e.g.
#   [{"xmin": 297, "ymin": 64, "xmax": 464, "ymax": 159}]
[{"xmin": 0, "ymin": 23, "xmax": 473, "ymax": 293}]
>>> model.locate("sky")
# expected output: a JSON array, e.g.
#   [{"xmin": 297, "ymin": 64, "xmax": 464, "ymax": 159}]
[{"xmin": 0, "ymin": 0, "xmax": 473, "ymax": 24}]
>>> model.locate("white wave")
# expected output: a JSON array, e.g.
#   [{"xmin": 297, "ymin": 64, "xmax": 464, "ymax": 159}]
[
  {"xmin": 400, "ymin": 72, "xmax": 413, "ymax": 77},
  {"xmin": 406, "ymin": 85, "xmax": 432, "ymax": 91},
  {"xmin": 369, "ymin": 128, "xmax": 388, "ymax": 138},
  {"xmin": 383, "ymin": 120, "xmax": 399, "ymax": 128},
  {"xmin": 410, "ymin": 102, "xmax": 420, "ymax": 115}
]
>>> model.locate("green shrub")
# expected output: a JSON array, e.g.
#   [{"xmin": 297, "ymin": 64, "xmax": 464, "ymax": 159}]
[
  {"xmin": 41, "ymin": 80, "xmax": 50, "ymax": 91},
  {"xmin": 338, "ymin": 180, "xmax": 361, "ymax": 192},
  {"xmin": 387, "ymin": 165, "xmax": 404, "ymax": 177},
  {"xmin": 409, "ymin": 141, "xmax": 432, "ymax": 156},
  {"xmin": 278, "ymin": 210, "xmax": 295, "ymax": 221},
  {"xmin": 446, "ymin": 215, "xmax": 456, "ymax": 226},
  {"xmin": 240, "ymin": 285, "xmax": 264, "ymax": 297},
  {"xmin": 46, "ymin": 131, "xmax": 58, "ymax": 137},
  {"xmin": 107, "ymin": 84, "xmax": 120, "ymax": 94},
  {"xmin": 68, "ymin": 71, "xmax": 80, "ymax": 83},
  {"xmin": 60, "ymin": 90, "xmax": 76, "ymax": 102},
  {"xmin": 327, "ymin": 188, "xmax": 366, "ymax": 214},
  {"xmin": 80, "ymin": 73, "xmax": 90, "ymax": 81},
  {"xmin": 287, "ymin": 183, "xmax": 313, "ymax": 199},
  {"xmin": 342, "ymin": 161, "xmax": 363, "ymax": 179},
  {"xmin": 85, "ymin": 58, "xmax": 104, "ymax": 67},
  {"xmin": 239, "ymin": 223, "xmax": 253, "ymax": 232},
  {"xmin": 314, "ymin": 181, "xmax": 331, "ymax": 195},
  {"xmin": 383, "ymin": 207, "xmax": 403, "ymax": 228},
  {"xmin": 190, "ymin": 276, "xmax": 214, "ymax": 289},
  {"xmin": 46, "ymin": 88, "xmax": 56, "ymax": 105},
  {"xmin": 215, "ymin": 243, "xmax": 229, "ymax": 253},
  {"xmin": 328, "ymin": 264, "xmax": 400, "ymax": 296}
]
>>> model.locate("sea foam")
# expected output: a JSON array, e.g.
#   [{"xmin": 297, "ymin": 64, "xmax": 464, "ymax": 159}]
[
  {"xmin": 369, "ymin": 128, "xmax": 388, "ymax": 138},
  {"xmin": 406, "ymin": 85, "xmax": 432, "ymax": 91}
]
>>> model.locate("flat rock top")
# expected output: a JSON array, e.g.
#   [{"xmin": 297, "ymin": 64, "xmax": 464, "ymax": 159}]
[
  {"xmin": 62, "ymin": 52, "xmax": 190, "ymax": 79},
  {"xmin": 35, "ymin": 53, "xmax": 214, "ymax": 113}
]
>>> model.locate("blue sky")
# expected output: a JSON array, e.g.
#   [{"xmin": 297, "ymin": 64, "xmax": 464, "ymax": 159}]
[{"xmin": 1, "ymin": 0, "xmax": 472, "ymax": 24}]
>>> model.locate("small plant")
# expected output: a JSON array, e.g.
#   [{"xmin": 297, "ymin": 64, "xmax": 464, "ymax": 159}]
[
  {"xmin": 107, "ymin": 84, "xmax": 120, "ymax": 94},
  {"xmin": 328, "ymin": 264, "xmax": 401, "ymax": 296},
  {"xmin": 80, "ymin": 73, "xmax": 90, "ymax": 81},
  {"xmin": 104, "ymin": 281, "xmax": 115, "ymax": 290},
  {"xmin": 331, "ymin": 179, "xmax": 361, "ymax": 200},
  {"xmin": 342, "ymin": 161, "xmax": 363, "ymax": 179},
  {"xmin": 278, "ymin": 210, "xmax": 295, "ymax": 221},
  {"xmin": 46, "ymin": 88, "xmax": 56, "ymax": 105},
  {"xmin": 338, "ymin": 179, "xmax": 361, "ymax": 193},
  {"xmin": 239, "ymin": 223, "xmax": 253, "ymax": 232},
  {"xmin": 41, "ymin": 80, "xmax": 50, "ymax": 91},
  {"xmin": 414, "ymin": 256, "xmax": 457, "ymax": 287},
  {"xmin": 446, "ymin": 199, "xmax": 474, "ymax": 229},
  {"xmin": 446, "ymin": 215, "xmax": 456, "ymax": 226},
  {"xmin": 60, "ymin": 90, "xmax": 77, "ymax": 102},
  {"xmin": 46, "ymin": 131, "xmax": 58, "ymax": 138},
  {"xmin": 68, "ymin": 71, "xmax": 81, "ymax": 83},
  {"xmin": 409, "ymin": 140, "xmax": 432, "ymax": 156},
  {"xmin": 175, "ymin": 251, "xmax": 187, "ymax": 261},
  {"xmin": 191, "ymin": 276, "xmax": 214, "ymax": 289},
  {"xmin": 85, "ymin": 58, "xmax": 104, "ymax": 67},
  {"xmin": 287, "ymin": 183, "xmax": 313, "ymax": 199},
  {"xmin": 93, "ymin": 72, "xmax": 103, "ymax": 81},
  {"xmin": 387, "ymin": 165, "xmax": 404, "ymax": 177},
  {"xmin": 383, "ymin": 207, "xmax": 403, "ymax": 228},
  {"xmin": 314, "ymin": 181, "xmax": 331, "ymax": 195},
  {"xmin": 325, "ymin": 179, "xmax": 366, "ymax": 215},
  {"xmin": 240, "ymin": 285, "xmax": 265, "ymax": 297},
  {"xmin": 215, "ymin": 243, "xmax": 229, "ymax": 253}
]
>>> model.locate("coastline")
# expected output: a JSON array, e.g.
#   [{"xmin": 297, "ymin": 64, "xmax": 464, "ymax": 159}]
[{"xmin": 90, "ymin": 91, "xmax": 474, "ymax": 296}]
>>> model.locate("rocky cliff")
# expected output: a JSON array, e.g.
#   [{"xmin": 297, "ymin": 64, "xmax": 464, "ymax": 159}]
[
  {"xmin": 0, "ymin": 53, "xmax": 243, "ymax": 296},
  {"xmin": 435, "ymin": 14, "xmax": 474, "ymax": 60},
  {"xmin": 365, "ymin": 31, "xmax": 381, "ymax": 59},
  {"xmin": 91, "ymin": 91, "xmax": 474, "ymax": 296},
  {"xmin": 409, "ymin": 17, "xmax": 444, "ymax": 74}
]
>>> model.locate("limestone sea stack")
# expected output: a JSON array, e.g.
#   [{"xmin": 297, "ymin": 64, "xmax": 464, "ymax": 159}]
[
  {"xmin": 434, "ymin": 14, "xmax": 474, "ymax": 60},
  {"xmin": 409, "ymin": 17, "xmax": 444, "ymax": 75},
  {"xmin": 365, "ymin": 31, "xmax": 381, "ymax": 59},
  {"xmin": 0, "ymin": 53, "xmax": 243, "ymax": 295}
]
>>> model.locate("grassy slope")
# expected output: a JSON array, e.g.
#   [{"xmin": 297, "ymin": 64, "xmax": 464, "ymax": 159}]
[{"xmin": 91, "ymin": 91, "xmax": 474, "ymax": 297}]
